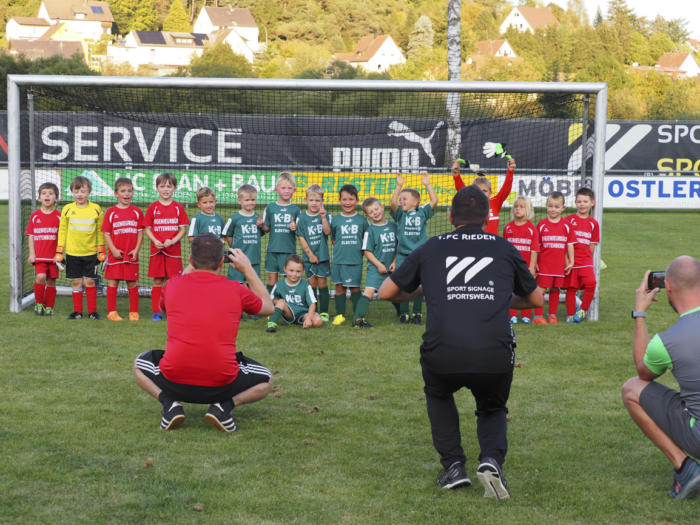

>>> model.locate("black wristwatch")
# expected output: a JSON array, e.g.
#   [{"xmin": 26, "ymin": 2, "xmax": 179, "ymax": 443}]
[{"xmin": 631, "ymin": 310, "xmax": 647, "ymax": 319}]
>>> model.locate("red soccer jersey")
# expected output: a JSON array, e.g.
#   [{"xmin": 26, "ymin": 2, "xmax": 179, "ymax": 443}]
[
  {"xmin": 25, "ymin": 209, "xmax": 61, "ymax": 262},
  {"xmin": 143, "ymin": 200, "xmax": 188, "ymax": 257},
  {"xmin": 566, "ymin": 214, "xmax": 600, "ymax": 268},
  {"xmin": 537, "ymin": 217, "xmax": 575, "ymax": 277},
  {"xmin": 503, "ymin": 220, "xmax": 539, "ymax": 265},
  {"xmin": 101, "ymin": 205, "xmax": 144, "ymax": 264},
  {"xmin": 158, "ymin": 272, "xmax": 263, "ymax": 387},
  {"xmin": 454, "ymin": 168, "xmax": 513, "ymax": 235}
]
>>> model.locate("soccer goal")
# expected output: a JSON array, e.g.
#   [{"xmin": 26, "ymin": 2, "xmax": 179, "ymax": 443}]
[{"xmin": 7, "ymin": 76, "xmax": 607, "ymax": 318}]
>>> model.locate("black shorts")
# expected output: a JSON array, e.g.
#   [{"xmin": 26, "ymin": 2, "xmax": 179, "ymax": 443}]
[
  {"xmin": 135, "ymin": 349, "xmax": 271, "ymax": 405},
  {"xmin": 65, "ymin": 254, "xmax": 98, "ymax": 280}
]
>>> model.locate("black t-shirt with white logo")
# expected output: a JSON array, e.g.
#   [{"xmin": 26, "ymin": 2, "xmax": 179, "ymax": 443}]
[{"xmin": 391, "ymin": 225, "xmax": 537, "ymax": 373}]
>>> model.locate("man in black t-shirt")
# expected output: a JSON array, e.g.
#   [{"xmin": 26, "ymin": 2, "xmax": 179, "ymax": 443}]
[{"xmin": 379, "ymin": 185, "xmax": 542, "ymax": 499}]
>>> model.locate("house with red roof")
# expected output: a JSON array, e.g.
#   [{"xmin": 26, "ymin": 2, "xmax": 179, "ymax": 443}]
[
  {"xmin": 656, "ymin": 52, "xmax": 700, "ymax": 78},
  {"xmin": 37, "ymin": 0, "xmax": 114, "ymax": 40},
  {"xmin": 499, "ymin": 6, "xmax": 560, "ymax": 34},
  {"xmin": 193, "ymin": 6, "xmax": 260, "ymax": 60},
  {"xmin": 334, "ymin": 35, "xmax": 405, "ymax": 73},
  {"xmin": 466, "ymin": 39, "xmax": 517, "ymax": 65}
]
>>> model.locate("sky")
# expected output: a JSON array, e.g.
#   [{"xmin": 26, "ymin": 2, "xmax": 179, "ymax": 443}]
[{"xmin": 549, "ymin": 0, "xmax": 700, "ymax": 39}]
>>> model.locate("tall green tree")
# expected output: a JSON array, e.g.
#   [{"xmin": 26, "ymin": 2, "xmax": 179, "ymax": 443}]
[
  {"xmin": 407, "ymin": 15, "xmax": 434, "ymax": 59},
  {"xmin": 132, "ymin": 0, "xmax": 156, "ymax": 31},
  {"xmin": 163, "ymin": 0, "xmax": 190, "ymax": 33},
  {"xmin": 189, "ymin": 42, "xmax": 255, "ymax": 78}
]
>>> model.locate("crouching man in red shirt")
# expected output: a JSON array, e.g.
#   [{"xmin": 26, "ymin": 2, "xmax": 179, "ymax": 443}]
[{"xmin": 134, "ymin": 233, "xmax": 274, "ymax": 432}]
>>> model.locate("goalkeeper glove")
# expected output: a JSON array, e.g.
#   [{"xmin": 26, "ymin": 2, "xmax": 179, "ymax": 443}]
[
  {"xmin": 97, "ymin": 246, "xmax": 106, "ymax": 262},
  {"xmin": 54, "ymin": 246, "xmax": 64, "ymax": 263},
  {"xmin": 483, "ymin": 142, "xmax": 513, "ymax": 160}
]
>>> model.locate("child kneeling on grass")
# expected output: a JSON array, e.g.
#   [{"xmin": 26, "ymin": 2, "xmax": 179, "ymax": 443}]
[{"xmin": 266, "ymin": 255, "xmax": 323, "ymax": 332}]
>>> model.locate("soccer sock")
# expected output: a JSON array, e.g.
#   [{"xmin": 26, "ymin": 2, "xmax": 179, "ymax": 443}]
[
  {"xmin": 565, "ymin": 288, "xmax": 577, "ymax": 316},
  {"xmin": 34, "ymin": 283, "xmax": 45, "ymax": 306},
  {"xmin": 392, "ymin": 302, "xmax": 401, "ymax": 316},
  {"xmin": 72, "ymin": 290, "xmax": 83, "ymax": 313},
  {"xmin": 354, "ymin": 295, "xmax": 370, "ymax": 320},
  {"xmin": 548, "ymin": 289, "xmax": 560, "ymax": 316},
  {"xmin": 128, "ymin": 286, "xmax": 139, "ymax": 313},
  {"xmin": 86, "ymin": 286, "xmax": 97, "ymax": 313},
  {"xmin": 509, "ymin": 308, "xmax": 518, "ymax": 318},
  {"xmin": 399, "ymin": 302, "xmax": 410, "ymax": 316},
  {"xmin": 335, "ymin": 290, "xmax": 347, "ymax": 316},
  {"xmin": 45, "ymin": 286, "xmax": 57, "ymax": 308},
  {"xmin": 318, "ymin": 287, "xmax": 330, "ymax": 314},
  {"xmin": 107, "ymin": 286, "xmax": 118, "ymax": 312},
  {"xmin": 350, "ymin": 291, "xmax": 361, "ymax": 315},
  {"xmin": 151, "ymin": 285, "xmax": 162, "ymax": 313},
  {"xmin": 521, "ymin": 309, "xmax": 532, "ymax": 319},
  {"xmin": 270, "ymin": 307, "xmax": 283, "ymax": 324},
  {"xmin": 412, "ymin": 297, "xmax": 423, "ymax": 315},
  {"xmin": 581, "ymin": 282, "xmax": 596, "ymax": 311}
]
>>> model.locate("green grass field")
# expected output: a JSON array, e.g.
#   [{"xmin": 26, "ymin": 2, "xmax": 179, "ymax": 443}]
[{"xmin": 2, "ymin": 204, "xmax": 700, "ymax": 524}]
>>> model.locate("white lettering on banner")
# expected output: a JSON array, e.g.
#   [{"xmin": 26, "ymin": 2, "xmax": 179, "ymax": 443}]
[
  {"xmin": 135, "ymin": 127, "xmax": 165, "ymax": 162},
  {"xmin": 42, "ymin": 126, "xmax": 69, "ymax": 161},
  {"xmin": 332, "ymin": 147, "xmax": 420, "ymax": 172},
  {"xmin": 104, "ymin": 127, "xmax": 131, "ymax": 162},
  {"xmin": 658, "ymin": 125, "xmax": 700, "ymax": 144},
  {"xmin": 75, "ymin": 126, "xmax": 99, "ymax": 162}
]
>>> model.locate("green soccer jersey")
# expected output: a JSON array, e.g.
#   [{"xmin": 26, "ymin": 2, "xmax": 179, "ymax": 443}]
[
  {"xmin": 296, "ymin": 211, "xmax": 331, "ymax": 263},
  {"xmin": 331, "ymin": 213, "xmax": 367, "ymax": 265},
  {"xmin": 264, "ymin": 202, "xmax": 301, "ymax": 254},
  {"xmin": 272, "ymin": 277, "xmax": 317, "ymax": 310},
  {"xmin": 391, "ymin": 203, "xmax": 435, "ymax": 255},
  {"xmin": 222, "ymin": 211, "xmax": 262, "ymax": 265},
  {"xmin": 362, "ymin": 221, "xmax": 398, "ymax": 269},
  {"xmin": 188, "ymin": 212, "xmax": 225, "ymax": 238}
]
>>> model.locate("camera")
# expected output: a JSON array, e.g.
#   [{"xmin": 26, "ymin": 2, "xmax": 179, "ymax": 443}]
[{"xmin": 648, "ymin": 271, "xmax": 666, "ymax": 290}]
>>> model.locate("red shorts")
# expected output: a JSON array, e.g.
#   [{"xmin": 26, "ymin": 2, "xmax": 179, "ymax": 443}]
[
  {"xmin": 105, "ymin": 262, "xmax": 139, "ymax": 281},
  {"xmin": 565, "ymin": 266, "xmax": 596, "ymax": 289},
  {"xmin": 537, "ymin": 274, "xmax": 566, "ymax": 289},
  {"xmin": 148, "ymin": 253, "xmax": 183, "ymax": 278},
  {"xmin": 34, "ymin": 261, "xmax": 58, "ymax": 279}
]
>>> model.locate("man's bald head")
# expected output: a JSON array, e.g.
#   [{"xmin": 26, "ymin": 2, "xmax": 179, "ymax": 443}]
[{"xmin": 666, "ymin": 256, "xmax": 700, "ymax": 292}]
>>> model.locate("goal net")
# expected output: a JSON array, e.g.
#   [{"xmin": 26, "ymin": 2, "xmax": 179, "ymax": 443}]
[{"xmin": 8, "ymin": 77, "xmax": 607, "ymax": 317}]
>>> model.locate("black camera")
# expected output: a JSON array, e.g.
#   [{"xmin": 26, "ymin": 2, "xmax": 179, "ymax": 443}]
[{"xmin": 648, "ymin": 271, "xmax": 666, "ymax": 290}]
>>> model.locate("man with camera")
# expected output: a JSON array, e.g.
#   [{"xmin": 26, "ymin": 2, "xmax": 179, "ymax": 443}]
[{"xmin": 622, "ymin": 256, "xmax": 700, "ymax": 499}]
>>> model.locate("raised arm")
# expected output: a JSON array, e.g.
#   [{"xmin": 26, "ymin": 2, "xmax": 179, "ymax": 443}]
[
  {"xmin": 422, "ymin": 172, "xmax": 438, "ymax": 209},
  {"xmin": 452, "ymin": 159, "xmax": 465, "ymax": 191},
  {"xmin": 390, "ymin": 173, "xmax": 405, "ymax": 214}
]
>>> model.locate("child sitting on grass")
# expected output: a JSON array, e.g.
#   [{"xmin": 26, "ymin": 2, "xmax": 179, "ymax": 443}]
[{"xmin": 266, "ymin": 255, "xmax": 322, "ymax": 332}]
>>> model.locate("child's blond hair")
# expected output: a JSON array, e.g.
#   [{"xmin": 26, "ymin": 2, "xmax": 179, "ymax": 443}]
[
  {"xmin": 546, "ymin": 191, "xmax": 565, "ymax": 207},
  {"xmin": 472, "ymin": 176, "xmax": 491, "ymax": 192},
  {"xmin": 400, "ymin": 188, "xmax": 421, "ymax": 208},
  {"xmin": 362, "ymin": 197, "xmax": 380, "ymax": 211},
  {"xmin": 306, "ymin": 184, "xmax": 324, "ymax": 197},
  {"xmin": 196, "ymin": 186, "xmax": 216, "ymax": 201},
  {"xmin": 277, "ymin": 172, "xmax": 295, "ymax": 187},
  {"xmin": 237, "ymin": 184, "xmax": 257, "ymax": 198},
  {"xmin": 70, "ymin": 176, "xmax": 91, "ymax": 192},
  {"xmin": 155, "ymin": 172, "xmax": 178, "ymax": 188},
  {"xmin": 114, "ymin": 177, "xmax": 132, "ymax": 191},
  {"xmin": 511, "ymin": 196, "xmax": 534, "ymax": 221}
]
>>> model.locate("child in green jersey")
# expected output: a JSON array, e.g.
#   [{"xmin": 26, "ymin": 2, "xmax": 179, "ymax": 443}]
[
  {"xmin": 330, "ymin": 184, "xmax": 367, "ymax": 326},
  {"xmin": 266, "ymin": 255, "xmax": 323, "ymax": 332},
  {"xmin": 188, "ymin": 187, "xmax": 225, "ymax": 241},
  {"xmin": 296, "ymin": 184, "xmax": 332, "ymax": 322},
  {"xmin": 390, "ymin": 172, "xmax": 438, "ymax": 325}
]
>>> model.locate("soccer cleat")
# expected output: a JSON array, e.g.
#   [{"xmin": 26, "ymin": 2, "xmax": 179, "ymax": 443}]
[
  {"xmin": 521, "ymin": 317, "xmax": 531, "ymax": 324},
  {"xmin": 67, "ymin": 311, "xmax": 83, "ymax": 320},
  {"xmin": 205, "ymin": 403, "xmax": 237, "ymax": 432},
  {"xmin": 34, "ymin": 304, "xmax": 44, "ymax": 316},
  {"xmin": 574, "ymin": 308, "xmax": 586, "ymax": 323},
  {"xmin": 437, "ymin": 461, "xmax": 471, "ymax": 490},
  {"xmin": 398, "ymin": 314, "xmax": 410, "ymax": 325},
  {"xmin": 160, "ymin": 401, "xmax": 185, "ymax": 431},
  {"xmin": 353, "ymin": 318, "xmax": 373, "ymax": 328},
  {"xmin": 411, "ymin": 313, "xmax": 423, "ymax": 325},
  {"xmin": 43, "ymin": 307, "xmax": 54, "ymax": 317},
  {"xmin": 477, "ymin": 457, "xmax": 510, "ymax": 499},
  {"xmin": 548, "ymin": 314, "xmax": 558, "ymax": 325},
  {"xmin": 320, "ymin": 312, "xmax": 330, "ymax": 322},
  {"xmin": 566, "ymin": 315, "xmax": 576, "ymax": 324},
  {"xmin": 107, "ymin": 311, "xmax": 123, "ymax": 322},
  {"xmin": 510, "ymin": 316, "xmax": 518, "ymax": 324},
  {"xmin": 266, "ymin": 321, "xmax": 278, "ymax": 333},
  {"xmin": 128, "ymin": 312, "xmax": 140, "ymax": 322},
  {"xmin": 532, "ymin": 316, "xmax": 548, "ymax": 325},
  {"xmin": 669, "ymin": 458, "xmax": 700, "ymax": 499},
  {"xmin": 88, "ymin": 312, "xmax": 101, "ymax": 320},
  {"xmin": 152, "ymin": 312, "xmax": 163, "ymax": 321},
  {"xmin": 332, "ymin": 314, "xmax": 346, "ymax": 326}
]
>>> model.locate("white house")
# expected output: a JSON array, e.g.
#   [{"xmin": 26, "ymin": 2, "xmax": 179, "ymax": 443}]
[
  {"xmin": 656, "ymin": 52, "xmax": 700, "ymax": 78},
  {"xmin": 5, "ymin": 17, "xmax": 51, "ymax": 40},
  {"xmin": 499, "ymin": 7, "xmax": 560, "ymax": 34},
  {"xmin": 467, "ymin": 39, "xmax": 517, "ymax": 65},
  {"xmin": 37, "ymin": 0, "xmax": 114, "ymax": 41},
  {"xmin": 107, "ymin": 30, "xmax": 208, "ymax": 74},
  {"xmin": 335, "ymin": 35, "xmax": 406, "ymax": 73},
  {"xmin": 208, "ymin": 29, "xmax": 255, "ymax": 63},
  {"xmin": 193, "ymin": 7, "xmax": 259, "ymax": 53}
]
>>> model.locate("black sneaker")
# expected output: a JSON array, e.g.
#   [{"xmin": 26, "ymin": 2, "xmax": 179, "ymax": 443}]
[
  {"xmin": 160, "ymin": 401, "xmax": 185, "ymax": 430},
  {"xmin": 353, "ymin": 318, "xmax": 373, "ymax": 328},
  {"xmin": 477, "ymin": 457, "xmax": 510, "ymax": 499},
  {"xmin": 669, "ymin": 458, "xmax": 700, "ymax": 499},
  {"xmin": 205, "ymin": 402, "xmax": 237, "ymax": 432},
  {"xmin": 67, "ymin": 311, "xmax": 83, "ymax": 320},
  {"xmin": 437, "ymin": 461, "xmax": 471, "ymax": 489},
  {"xmin": 398, "ymin": 314, "xmax": 410, "ymax": 324},
  {"xmin": 411, "ymin": 313, "xmax": 423, "ymax": 325},
  {"xmin": 88, "ymin": 312, "xmax": 101, "ymax": 320},
  {"xmin": 248, "ymin": 314, "xmax": 260, "ymax": 320}
]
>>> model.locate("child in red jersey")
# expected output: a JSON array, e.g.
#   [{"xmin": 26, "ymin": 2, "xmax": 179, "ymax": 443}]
[
  {"xmin": 533, "ymin": 191, "xmax": 575, "ymax": 324},
  {"xmin": 143, "ymin": 173, "xmax": 188, "ymax": 321},
  {"xmin": 102, "ymin": 178, "xmax": 144, "ymax": 322},
  {"xmin": 503, "ymin": 196, "xmax": 539, "ymax": 324},
  {"xmin": 25, "ymin": 182, "xmax": 61, "ymax": 316},
  {"xmin": 452, "ymin": 157, "xmax": 515, "ymax": 235},
  {"xmin": 564, "ymin": 187, "xmax": 599, "ymax": 323}
]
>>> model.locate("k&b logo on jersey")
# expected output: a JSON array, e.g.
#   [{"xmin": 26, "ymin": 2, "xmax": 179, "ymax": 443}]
[{"xmin": 445, "ymin": 256, "xmax": 495, "ymax": 302}]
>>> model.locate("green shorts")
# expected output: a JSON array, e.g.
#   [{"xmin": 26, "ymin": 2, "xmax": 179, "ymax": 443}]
[
  {"xmin": 332, "ymin": 263, "xmax": 362, "ymax": 287},
  {"xmin": 306, "ymin": 260, "xmax": 330, "ymax": 279},
  {"xmin": 283, "ymin": 303, "xmax": 310, "ymax": 324},
  {"xmin": 365, "ymin": 266, "xmax": 391, "ymax": 290},
  {"xmin": 227, "ymin": 263, "xmax": 260, "ymax": 284},
  {"xmin": 265, "ymin": 252, "xmax": 295, "ymax": 275}
]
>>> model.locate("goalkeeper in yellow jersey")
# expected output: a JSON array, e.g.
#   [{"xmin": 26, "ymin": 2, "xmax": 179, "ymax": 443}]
[{"xmin": 55, "ymin": 175, "xmax": 105, "ymax": 320}]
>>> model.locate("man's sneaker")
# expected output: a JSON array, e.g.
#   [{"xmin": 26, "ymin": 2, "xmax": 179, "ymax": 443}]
[
  {"xmin": 205, "ymin": 402, "xmax": 237, "ymax": 432},
  {"xmin": 510, "ymin": 315, "xmax": 518, "ymax": 324},
  {"xmin": 88, "ymin": 312, "xmax": 101, "ymax": 320},
  {"xmin": 521, "ymin": 317, "xmax": 531, "ymax": 324},
  {"xmin": 411, "ymin": 313, "xmax": 423, "ymax": 325},
  {"xmin": 332, "ymin": 314, "xmax": 346, "ymax": 326},
  {"xmin": 477, "ymin": 457, "xmax": 510, "ymax": 499},
  {"xmin": 573, "ymin": 308, "xmax": 586, "ymax": 323},
  {"xmin": 67, "ymin": 311, "xmax": 83, "ymax": 320},
  {"xmin": 437, "ymin": 461, "xmax": 471, "ymax": 489},
  {"xmin": 353, "ymin": 318, "xmax": 373, "ymax": 328},
  {"xmin": 398, "ymin": 313, "xmax": 410, "ymax": 324},
  {"xmin": 152, "ymin": 312, "xmax": 163, "ymax": 321},
  {"xmin": 566, "ymin": 315, "xmax": 576, "ymax": 324},
  {"xmin": 266, "ymin": 321, "xmax": 278, "ymax": 333},
  {"xmin": 533, "ymin": 316, "xmax": 548, "ymax": 325},
  {"xmin": 34, "ymin": 304, "xmax": 44, "ymax": 316},
  {"xmin": 669, "ymin": 458, "xmax": 700, "ymax": 499},
  {"xmin": 160, "ymin": 401, "xmax": 185, "ymax": 431},
  {"xmin": 248, "ymin": 314, "xmax": 260, "ymax": 320},
  {"xmin": 44, "ymin": 307, "xmax": 54, "ymax": 317},
  {"xmin": 107, "ymin": 311, "xmax": 123, "ymax": 322},
  {"xmin": 548, "ymin": 314, "xmax": 558, "ymax": 325},
  {"xmin": 320, "ymin": 312, "xmax": 330, "ymax": 323},
  {"xmin": 129, "ymin": 312, "xmax": 140, "ymax": 322}
]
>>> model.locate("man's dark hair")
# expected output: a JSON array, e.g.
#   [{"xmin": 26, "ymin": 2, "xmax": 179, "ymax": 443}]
[
  {"xmin": 451, "ymin": 185, "xmax": 489, "ymax": 227},
  {"xmin": 191, "ymin": 233, "xmax": 224, "ymax": 270}
]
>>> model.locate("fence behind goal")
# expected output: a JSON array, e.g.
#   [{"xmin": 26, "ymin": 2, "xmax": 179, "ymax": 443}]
[{"xmin": 7, "ymin": 76, "xmax": 608, "ymax": 318}]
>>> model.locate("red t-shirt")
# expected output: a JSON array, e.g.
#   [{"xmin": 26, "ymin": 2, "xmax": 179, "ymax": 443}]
[
  {"xmin": 143, "ymin": 200, "xmax": 188, "ymax": 257},
  {"xmin": 503, "ymin": 221, "xmax": 539, "ymax": 265},
  {"xmin": 101, "ymin": 205, "xmax": 144, "ymax": 264},
  {"xmin": 537, "ymin": 217, "xmax": 575, "ymax": 277},
  {"xmin": 158, "ymin": 272, "xmax": 263, "ymax": 387},
  {"xmin": 566, "ymin": 214, "xmax": 599, "ymax": 268},
  {"xmin": 453, "ymin": 168, "xmax": 513, "ymax": 235},
  {"xmin": 25, "ymin": 209, "xmax": 61, "ymax": 261}
]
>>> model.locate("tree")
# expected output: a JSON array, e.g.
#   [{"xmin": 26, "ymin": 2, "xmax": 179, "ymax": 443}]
[
  {"xmin": 407, "ymin": 16, "xmax": 434, "ymax": 59},
  {"xmin": 132, "ymin": 0, "xmax": 156, "ymax": 31},
  {"xmin": 163, "ymin": 0, "xmax": 190, "ymax": 33},
  {"xmin": 189, "ymin": 42, "xmax": 255, "ymax": 78}
]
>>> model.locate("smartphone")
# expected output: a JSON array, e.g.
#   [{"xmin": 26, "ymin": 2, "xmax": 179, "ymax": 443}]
[{"xmin": 648, "ymin": 271, "xmax": 666, "ymax": 290}]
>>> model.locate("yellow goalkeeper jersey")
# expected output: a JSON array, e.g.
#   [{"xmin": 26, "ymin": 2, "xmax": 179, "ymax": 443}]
[{"xmin": 57, "ymin": 201, "xmax": 105, "ymax": 256}]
